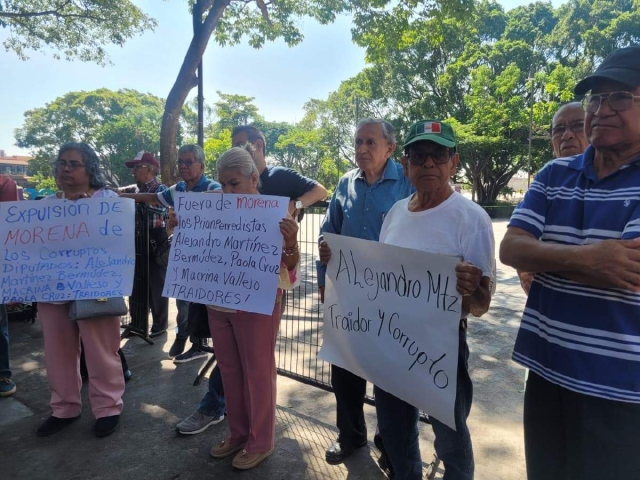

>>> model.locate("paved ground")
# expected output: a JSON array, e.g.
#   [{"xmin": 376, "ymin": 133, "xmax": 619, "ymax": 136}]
[{"xmin": 0, "ymin": 220, "xmax": 529, "ymax": 480}]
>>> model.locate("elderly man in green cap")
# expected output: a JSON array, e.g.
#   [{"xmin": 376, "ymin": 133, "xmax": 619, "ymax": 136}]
[
  {"xmin": 321, "ymin": 119, "xmax": 495, "ymax": 479},
  {"xmin": 374, "ymin": 120, "xmax": 495, "ymax": 480}
]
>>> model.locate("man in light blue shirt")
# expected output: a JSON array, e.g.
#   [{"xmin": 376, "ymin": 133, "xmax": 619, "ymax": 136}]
[{"xmin": 318, "ymin": 118, "xmax": 414, "ymax": 467}]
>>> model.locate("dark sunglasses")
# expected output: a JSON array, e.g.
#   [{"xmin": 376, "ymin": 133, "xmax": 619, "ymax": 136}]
[{"xmin": 406, "ymin": 150, "xmax": 452, "ymax": 166}]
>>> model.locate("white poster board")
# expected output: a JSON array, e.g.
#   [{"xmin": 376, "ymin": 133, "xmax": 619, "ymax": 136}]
[
  {"xmin": 318, "ymin": 233, "xmax": 462, "ymax": 429},
  {"xmin": 163, "ymin": 192, "xmax": 288, "ymax": 315},
  {"xmin": 0, "ymin": 198, "xmax": 135, "ymax": 303}
]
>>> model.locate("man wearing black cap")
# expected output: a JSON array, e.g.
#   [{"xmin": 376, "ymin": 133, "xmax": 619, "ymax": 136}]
[
  {"xmin": 120, "ymin": 151, "xmax": 170, "ymax": 338},
  {"xmin": 501, "ymin": 46, "xmax": 640, "ymax": 479}
]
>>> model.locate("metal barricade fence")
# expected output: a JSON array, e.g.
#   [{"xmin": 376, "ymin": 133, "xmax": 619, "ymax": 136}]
[
  {"xmin": 277, "ymin": 203, "xmax": 332, "ymax": 390},
  {"xmin": 277, "ymin": 202, "xmax": 433, "ymax": 428},
  {"xmin": 120, "ymin": 204, "xmax": 151, "ymax": 342}
]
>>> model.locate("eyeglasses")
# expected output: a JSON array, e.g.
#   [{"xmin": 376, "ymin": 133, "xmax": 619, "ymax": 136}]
[
  {"xmin": 583, "ymin": 91, "xmax": 640, "ymax": 113},
  {"xmin": 551, "ymin": 122, "xmax": 585, "ymax": 138},
  {"xmin": 177, "ymin": 159, "xmax": 196, "ymax": 167},
  {"xmin": 55, "ymin": 160, "xmax": 85, "ymax": 170},
  {"xmin": 407, "ymin": 150, "xmax": 452, "ymax": 166},
  {"xmin": 132, "ymin": 164, "xmax": 150, "ymax": 170}
]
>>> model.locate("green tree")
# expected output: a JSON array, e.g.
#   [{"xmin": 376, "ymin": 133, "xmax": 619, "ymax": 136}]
[
  {"xmin": 275, "ymin": 125, "xmax": 345, "ymax": 194},
  {"xmin": 0, "ymin": 0, "xmax": 156, "ymax": 64},
  {"xmin": 98, "ymin": 105, "xmax": 166, "ymax": 185},
  {"xmin": 342, "ymin": 0, "xmax": 640, "ymax": 205},
  {"xmin": 203, "ymin": 128, "xmax": 232, "ymax": 176},
  {"xmin": 163, "ymin": 0, "xmax": 419, "ymax": 183},
  {"xmin": 213, "ymin": 92, "xmax": 263, "ymax": 132},
  {"xmin": 30, "ymin": 173, "xmax": 57, "ymax": 191},
  {"xmin": 15, "ymin": 88, "xmax": 190, "ymax": 186},
  {"xmin": 27, "ymin": 153, "xmax": 54, "ymax": 177}
]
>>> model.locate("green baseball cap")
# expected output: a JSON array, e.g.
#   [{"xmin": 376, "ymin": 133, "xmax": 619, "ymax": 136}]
[{"xmin": 403, "ymin": 120, "xmax": 456, "ymax": 149}]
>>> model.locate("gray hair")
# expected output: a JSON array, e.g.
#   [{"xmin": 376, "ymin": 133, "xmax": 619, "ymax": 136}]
[
  {"xmin": 216, "ymin": 145, "xmax": 260, "ymax": 186},
  {"xmin": 356, "ymin": 118, "xmax": 396, "ymax": 144},
  {"xmin": 178, "ymin": 144, "xmax": 205, "ymax": 164},
  {"xmin": 56, "ymin": 142, "xmax": 106, "ymax": 189}
]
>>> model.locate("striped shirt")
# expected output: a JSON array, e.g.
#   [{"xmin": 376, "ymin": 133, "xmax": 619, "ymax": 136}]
[
  {"xmin": 120, "ymin": 178, "xmax": 168, "ymax": 229},
  {"xmin": 509, "ymin": 145, "xmax": 640, "ymax": 403},
  {"xmin": 157, "ymin": 174, "xmax": 221, "ymax": 208}
]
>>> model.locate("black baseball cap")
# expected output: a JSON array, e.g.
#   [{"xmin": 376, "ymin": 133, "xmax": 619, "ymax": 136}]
[{"xmin": 574, "ymin": 46, "xmax": 640, "ymax": 95}]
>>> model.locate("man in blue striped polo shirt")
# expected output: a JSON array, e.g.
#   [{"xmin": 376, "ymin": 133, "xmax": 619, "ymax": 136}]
[{"xmin": 500, "ymin": 46, "xmax": 640, "ymax": 480}]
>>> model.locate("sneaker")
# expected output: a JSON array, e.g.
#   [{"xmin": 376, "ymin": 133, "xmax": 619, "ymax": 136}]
[
  {"xmin": 168, "ymin": 337, "xmax": 188, "ymax": 359},
  {"xmin": 173, "ymin": 344, "xmax": 209, "ymax": 364},
  {"xmin": 36, "ymin": 415, "xmax": 81, "ymax": 437},
  {"xmin": 210, "ymin": 439, "xmax": 245, "ymax": 459},
  {"xmin": 232, "ymin": 447, "xmax": 275, "ymax": 470},
  {"xmin": 0, "ymin": 377, "xmax": 16, "ymax": 397},
  {"xmin": 94, "ymin": 415, "xmax": 120, "ymax": 438},
  {"xmin": 176, "ymin": 410, "xmax": 225, "ymax": 435}
]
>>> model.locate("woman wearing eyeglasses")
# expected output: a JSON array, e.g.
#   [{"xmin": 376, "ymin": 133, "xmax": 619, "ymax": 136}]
[{"xmin": 36, "ymin": 142, "xmax": 125, "ymax": 438}]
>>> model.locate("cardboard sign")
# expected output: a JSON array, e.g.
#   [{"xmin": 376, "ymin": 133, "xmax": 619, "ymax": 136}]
[
  {"xmin": 318, "ymin": 233, "xmax": 462, "ymax": 429},
  {"xmin": 163, "ymin": 192, "xmax": 288, "ymax": 315},
  {"xmin": 0, "ymin": 198, "xmax": 135, "ymax": 303}
]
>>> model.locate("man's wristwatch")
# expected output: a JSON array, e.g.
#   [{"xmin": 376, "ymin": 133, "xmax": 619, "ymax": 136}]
[{"xmin": 295, "ymin": 200, "xmax": 303, "ymax": 210}]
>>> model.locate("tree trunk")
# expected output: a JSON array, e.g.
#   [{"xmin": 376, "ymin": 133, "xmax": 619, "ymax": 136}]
[{"xmin": 159, "ymin": 0, "xmax": 230, "ymax": 184}]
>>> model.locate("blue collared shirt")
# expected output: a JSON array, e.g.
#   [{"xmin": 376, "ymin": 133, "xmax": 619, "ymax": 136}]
[
  {"xmin": 157, "ymin": 174, "xmax": 221, "ymax": 208},
  {"xmin": 317, "ymin": 158, "xmax": 414, "ymax": 287}
]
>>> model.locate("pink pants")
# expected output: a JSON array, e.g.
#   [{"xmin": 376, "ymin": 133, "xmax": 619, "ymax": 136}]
[
  {"xmin": 208, "ymin": 302, "xmax": 281, "ymax": 453},
  {"xmin": 38, "ymin": 303, "xmax": 124, "ymax": 419}
]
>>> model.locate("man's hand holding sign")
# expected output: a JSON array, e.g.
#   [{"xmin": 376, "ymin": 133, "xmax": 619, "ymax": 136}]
[
  {"xmin": 318, "ymin": 233, "xmax": 469, "ymax": 429},
  {"xmin": 318, "ymin": 119, "xmax": 495, "ymax": 479}
]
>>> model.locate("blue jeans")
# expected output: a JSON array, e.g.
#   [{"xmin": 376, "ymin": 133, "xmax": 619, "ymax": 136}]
[
  {"xmin": 176, "ymin": 299, "xmax": 195, "ymax": 342},
  {"xmin": 0, "ymin": 305, "xmax": 11, "ymax": 379},
  {"xmin": 375, "ymin": 326, "xmax": 474, "ymax": 480},
  {"xmin": 197, "ymin": 364, "xmax": 226, "ymax": 417}
]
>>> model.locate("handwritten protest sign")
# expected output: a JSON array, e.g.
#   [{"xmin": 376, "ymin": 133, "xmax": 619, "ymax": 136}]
[
  {"xmin": 0, "ymin": 198, "xmax": 135, "ymax": 303},
  {"xmin": 318, "ymin": 233, "xmax": 462, "ymax": 429},
  {"xmin": 163, "ymin": 192, "xmax": 288, "ymax": 315}
]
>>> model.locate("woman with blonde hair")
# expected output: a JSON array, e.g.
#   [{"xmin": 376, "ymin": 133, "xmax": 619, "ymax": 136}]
[{"xmin": 207, "ymin": 146, "xmax": 299, "ymax": 470}]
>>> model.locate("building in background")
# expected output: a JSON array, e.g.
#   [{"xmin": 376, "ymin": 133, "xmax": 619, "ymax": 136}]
[{"xmin": 0, "ymin": 150, "xmax": 33, "ymax": 187}]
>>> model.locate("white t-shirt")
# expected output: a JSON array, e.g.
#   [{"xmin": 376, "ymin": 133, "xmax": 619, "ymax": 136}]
[{"xmin": 380, "ymin": 192, "xmax": 495, "ymax": 282}]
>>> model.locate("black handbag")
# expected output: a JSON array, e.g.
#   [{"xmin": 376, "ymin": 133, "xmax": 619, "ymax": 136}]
[{"xmin": 187, "ymin": 302, "xmax": 211, "ymax": 338}]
